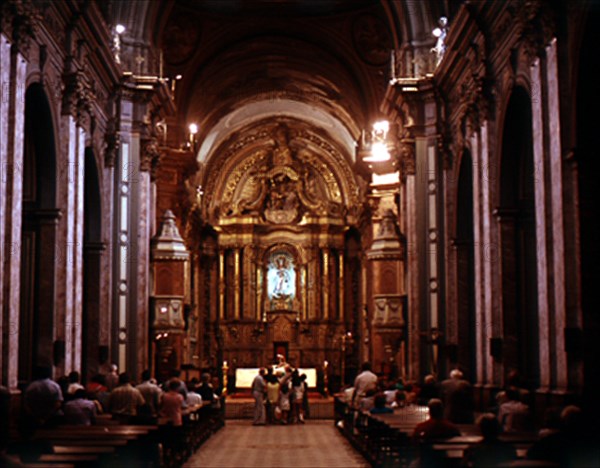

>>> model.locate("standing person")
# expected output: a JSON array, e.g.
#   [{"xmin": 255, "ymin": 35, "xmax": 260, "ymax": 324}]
[
  {"xmin": 352, "ymin": 362, "xmax": 378, "ymax": 408},
  {"xmin": 291, "ymin": 371, "xmax": 304, "ymax": 423},
  {"xmin": 251, "ymin": 368, "xmax": 266, "ymax": 426},
  {"xmin": 301, "ymin": 374, "xmax": 310, "ymax": 420},
  {"xmin": 278, "ymin": 383, "xmax": 291, "ymax": 424},
  {"xmin": 107, "ymin": 373, "xmax": 145, "ymax": 423},
  {"xmin": 266, "ymin": 373, "xmax": 280, "ymax": 424},
  {"xmin": 103, "ymin": 364, "xmax": 119, "ymax": 391},
  {"xmin": 197, "ymin": 373, "xmax": 215, "ymax": 405},
  {"xmin": 160, "ymin": 380, "xmax": 186, "ymax": 462},
  {"xmin": 160, "ymin": 380, "xmax": 185, "ymax": 427},
  {"xmin": 136, "ymin": 370, "xmax": 162, "ymax": 417},
  {"xmin": 440, "ymin": 368, "xmax": 474, "ymax": 423}
]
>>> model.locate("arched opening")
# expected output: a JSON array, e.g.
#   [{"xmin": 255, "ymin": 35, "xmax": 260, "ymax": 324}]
[
  {"xmin": 576, "ymin": 6, "xmax": 600, "ymax": 409},
  {"xmin": 498, "ymin": 87, "xmax": 539, "ymax": 388},
  {"xmin": 82, "ymin": 148, "xmax": 103, "ymax": 381},
  {"xmin": 19, "ymin": 84, "xmax": 58, "ymax": 383},
  {"xmin": 455, "ymin": 150, "xmax": 476, "ymax": 380}
]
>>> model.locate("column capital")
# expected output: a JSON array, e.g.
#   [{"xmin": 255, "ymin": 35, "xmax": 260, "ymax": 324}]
[{"xmin": 104, "ymin": 117, "xmax": 120, "ymax": 168}]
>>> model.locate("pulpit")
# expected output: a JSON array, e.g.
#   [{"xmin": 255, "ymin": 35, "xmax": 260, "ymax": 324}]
[{"xmin": 151, "ymin": 210, "xmax": 189, "ymax": 382}]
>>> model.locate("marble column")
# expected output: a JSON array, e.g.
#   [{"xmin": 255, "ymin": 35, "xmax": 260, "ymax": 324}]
[
  {"xmin": 0, "ymin": 40, "xmax": 27, "ymax": 388},
  {"xmin": 545, "ymin": 39, "xmax": 567, "ymax": 390},
  {"xmin": 135, "ymin": 160, "xmax": 151, "ymax": 378},
  {"xmin": 404, "ymin": 147, "xmax": 420, "ymax": 380},
  {"xmin": 0, "ymin": 35, "xmax": 10, "ymax": 386},
  {"xmin": 531, "ymin": 57, "xmax": 551, "ymax": 391},
  {"xmin": 470, "ymin": 129, "xmax": 487, "ymax": 386},
  {"xmin": 56, "ymin": 117, "xmax": 85, "ymax": 375}
]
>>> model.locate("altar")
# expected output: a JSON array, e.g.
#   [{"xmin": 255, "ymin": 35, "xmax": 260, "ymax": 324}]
[{"xmin": 235, "ymin": 367, "xmax": 317, "ymax": 388}]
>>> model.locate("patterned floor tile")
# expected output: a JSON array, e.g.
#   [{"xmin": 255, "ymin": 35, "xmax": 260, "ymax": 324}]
[{"xmin": 184, "ymin": 420, "xmax": 369, "ymax": 468}]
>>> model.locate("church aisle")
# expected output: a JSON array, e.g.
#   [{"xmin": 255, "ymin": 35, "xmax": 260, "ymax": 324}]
[{"xmin": 184, "ymin": 420, "xmax": 369, "ymax": 467}]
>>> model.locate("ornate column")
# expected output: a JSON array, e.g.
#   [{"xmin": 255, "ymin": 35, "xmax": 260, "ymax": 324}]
[
  {"xmin": 338, "ymin": 252, "xmax": 344, "ymax": 322},
  {"xmin": 301, "ymin": 265, "xmax": 307, "ymax": 321},
  {"xmin": 219, "ymin": 250, "xmax": 225, "ymax": 321},
  {"xmin": 151, "ymin": 210, "xmax": 189, "ymax": 382},
  {"xmin": 256, "ymin": 259, "xmax": 263, "ymax": 322},
  {"xmin": 322, "ymin": 249, "xmax": 330, "ymax": 320},
  {"xmin": 233, "ymin": 248, "xmax": 240, "ymax": 320}
]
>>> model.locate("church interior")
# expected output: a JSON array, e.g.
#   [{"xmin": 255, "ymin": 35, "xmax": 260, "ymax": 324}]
[{"xmin": 1, "ymin": 0, "xmax": 599, "ymax": 466}]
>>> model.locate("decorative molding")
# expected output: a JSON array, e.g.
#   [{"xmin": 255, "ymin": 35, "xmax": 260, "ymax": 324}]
[
  {"xmin": 104, "ymin": 117, "xmax": 120, "ymax": 168},
  {"xmin": 1, "ymin": 0, "xmax": 41, "ymax": 58},
  {"xmin": 519, "ymin": 0, "xmax": 556, "ymax": 63},
  {"xmin": 400, "ymin": 138, "xmax": 416, "ymax": 177},
  {"xmin": 140, "ymin": 136, "xmax": 161, "ymax": 178}
]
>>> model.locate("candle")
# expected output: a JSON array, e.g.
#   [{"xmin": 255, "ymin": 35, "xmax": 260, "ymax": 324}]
[{"xmin": 390, "ymin": 49, "xmax": 396, "ymax": 79}]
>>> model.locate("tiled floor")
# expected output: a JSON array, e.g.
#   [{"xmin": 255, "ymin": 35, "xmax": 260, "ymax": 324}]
[{"xmin": 184, "ymin": 420, "xmax": 369, "ymax": 468}]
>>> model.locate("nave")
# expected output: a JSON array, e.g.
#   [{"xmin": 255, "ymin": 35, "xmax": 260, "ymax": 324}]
[
  {"xmin": 184, "ymin": 420, "xmax": 368, "ymax": 468},
  {"xmin": 2, "ymin": 1, "xmax": 600, "ymax": 466}
]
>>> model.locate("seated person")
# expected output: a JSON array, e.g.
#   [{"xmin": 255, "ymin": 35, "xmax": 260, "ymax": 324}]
[
  {"xmin": 497, "ymin": 389, "xmax": 531, "ymax": 433},
  {"xmin": 417, "ymin": 374, "xmax": 439, "ymax": 406},
  {"xmin": 527, "ymin": 405, "xmax": 600, "ymax": 467},
  {"xmin": 462, "ymin": 413, "xmax": 517, "ymax": 467},
  {"xmin": 63, "ymin": 389, "xmax": 97, "ymax": 426},
  {"xmin": 370, "ymin": 393, "xmax": 393, "ymax": 414},
  {"xmin": 390, "ymin": 389, "xmax": 407, "ymax": 408},
  {"xmin": 383, "ymin": 385, "xmax": 397, "ymax": 405},
  {"xmin": 412, "ymin": 398, "xmax": 460, "ymax": 442}
]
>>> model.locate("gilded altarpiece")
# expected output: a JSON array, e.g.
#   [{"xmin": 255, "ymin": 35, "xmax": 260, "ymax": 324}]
[{"xmin": 195, "ymin": 121, "xmax": 366, "ymax": 386}]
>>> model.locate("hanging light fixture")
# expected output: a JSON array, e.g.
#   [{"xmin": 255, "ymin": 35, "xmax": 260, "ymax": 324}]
[{"xmin": 360, "ymin": 120, "xmax": 395, "ymax": 164}]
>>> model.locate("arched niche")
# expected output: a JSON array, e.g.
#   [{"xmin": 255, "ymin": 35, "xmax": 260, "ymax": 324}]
[
  {"xmin": 19, "ymin": 84, "xmax": 59, "ymax": 383},
  {"xmin": 575, "ymin": 5, "xmax": 600, "ymax": 410},
  {"xmin": 454, "ymin": 149, "xmax": 476, "ymax": 380},
  {"xmin": 82, "ymin": 148, "xmax": 104, "ymax": 380},
  {"xmin": 498, "ymin": 86, "xmax": 539, "ymax": 389}
]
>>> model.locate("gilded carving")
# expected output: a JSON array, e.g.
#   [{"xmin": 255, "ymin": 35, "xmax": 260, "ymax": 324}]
[{"xmin": 217, "ymin": 123, "xmax": 348, "ymax": 225}]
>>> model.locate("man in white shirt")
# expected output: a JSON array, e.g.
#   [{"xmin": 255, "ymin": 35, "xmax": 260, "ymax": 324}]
[{"xmin": 352, "ymin": 362, "xmax": 378, "ymax": 407}]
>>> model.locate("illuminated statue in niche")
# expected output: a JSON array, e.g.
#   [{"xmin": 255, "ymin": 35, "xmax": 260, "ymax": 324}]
[{"xmin": 267, "ymin": 253, "xmax": 296, "ymax": 301}]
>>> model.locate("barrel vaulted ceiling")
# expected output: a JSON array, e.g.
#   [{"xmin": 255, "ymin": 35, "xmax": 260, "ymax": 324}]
[{"xmin": 107, "ymin": 0, "xmax": 443, "ymax": 164}]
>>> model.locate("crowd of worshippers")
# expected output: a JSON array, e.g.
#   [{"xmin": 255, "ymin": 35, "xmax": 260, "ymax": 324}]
[
  {"xmin": 14, "ymin": 364, "xmax": 223, "ymax": 435},
  {"xmin": 342, "ymin": 364, "xmax": 598, "ymax": 467},
  {"xmin": 250, "ymin": 366, "xmax": 310, "ymax": 425}
]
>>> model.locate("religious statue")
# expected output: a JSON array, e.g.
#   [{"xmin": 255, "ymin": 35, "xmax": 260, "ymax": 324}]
[{"xmin": 268, "ymin": 254, "xmax": 295, "ymax": 300}]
